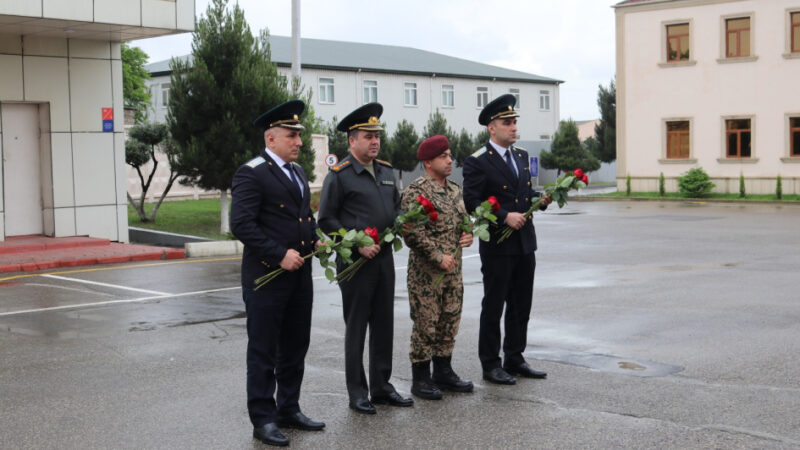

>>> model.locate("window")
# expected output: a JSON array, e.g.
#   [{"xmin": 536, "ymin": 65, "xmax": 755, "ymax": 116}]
[
  {"xmin": 726, "ymin": 119, "xmax": 751, "ymax": 158},
  {"xmin": 476, "ymin": 87, "xmax": 488, "ymax": 108},
  {"xmin": 442, "ymin": 84, "xmax": 454, "ymax": 107},
  {"xmin": 726, "ymin": 17, "xmax": 751, "ymax": 57},
  {"xmin": 666, "ymin": 121, "xmax": 690, "ymax": 159},
  {"xmin": 318, "ymin": 78, "xmax": 335, "ymax": 104},
  {"xmin": 539, "ymin": 90, "xmax": 550, "ymax": 110},
  {"xmin": 509, "ymin": 88, "xmax": 520, "ymax": 108},
  {"xmin": 160, "ymin": 83, "xmax": 170, "ymax": 108},
  {"xmin": 791, "ymin": 117, "xmax": 800, "ymax": 157},
  {"xmin": 404, "ymin": 82, "xmax": 418, "ymax": 106},
  {"xmin": 363, "ymin": 80, "xmax": 377, "ymax": 104},
  {"xmin": 793, "ymin": 12, "xmax": 800, "ymax": 53},
  {"xmin": 666, "ymin": 23, "xmax": 690, "ymax": 61},
  {"xmin": 540, "ymin": 135, "xmax": 551, "ymax": 140}
]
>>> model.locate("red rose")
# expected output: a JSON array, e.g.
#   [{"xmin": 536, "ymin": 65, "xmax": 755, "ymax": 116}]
[
  {"xmin": 417, "ymin": 195, "xmax": 436, "ymax": 214},
  {"xmin": 581, "ymin": 174, "xmax": 589, "ymax": 185},
  {"xmin": 487, "ymin": 196, "xmax": 500, "ymax": 212},
  {"xmin": 573, "ymin": 168, "xmax": 585, "ymax": 179},
  {"xmin": 429, "ymin": 211, "xmax": 438, "ymax": 222},
  {"xmin": 364, "ymin": 227, "xmax": 380, "ymax": 244}
]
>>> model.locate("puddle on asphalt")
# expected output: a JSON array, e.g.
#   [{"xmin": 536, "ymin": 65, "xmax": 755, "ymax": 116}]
[
  {"xmin": 128, "ymin": 311, "xmax": 246, "ymax": 332},
  {"xmin": 525, "ymin": 347, "xmax": 683, "ymax": 378}
]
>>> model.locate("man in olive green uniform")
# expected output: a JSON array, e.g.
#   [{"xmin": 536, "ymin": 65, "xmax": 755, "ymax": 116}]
[
  {"xmin": 318, "ymin": 103, "xmax": 414, "ymax": 414},
  {"xmin": 402, "ymin": 135, "xmax": 474, "ymax": 400}
]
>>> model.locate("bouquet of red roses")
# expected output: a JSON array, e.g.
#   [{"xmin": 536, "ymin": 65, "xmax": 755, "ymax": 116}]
[
  {"xmin": 336, "ymin": 194, "xmax": 437, "ymax": 283},
  {"xmin": 497, "ymin": 169, "xmax": 588, "ymax": 243}
]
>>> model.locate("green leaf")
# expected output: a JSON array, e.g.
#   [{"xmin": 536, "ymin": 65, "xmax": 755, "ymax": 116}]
[
  {"xmin": 339, "ymin": 247, "xmax": 352, "ymax": 260},
  {"xmin": 383, "ymin": 232, "xmax": 395, "ymax": 243},
  {"xmin": 393, "ymin": 238, "xmax": 403, "ymax": 252},
  {"xmin": 325, "ymin": 268, "xmax": 335, "ymax": 281}
]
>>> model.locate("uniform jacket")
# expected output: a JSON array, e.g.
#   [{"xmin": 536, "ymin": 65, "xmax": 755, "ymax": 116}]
[
  {"xmin": 318, "ymin": 155, "xmax": 401, "ymax": 234},
  {"xmin": 462, "ymin": 142, "xmax": 541, "ymax": 256},
  {"xmin": 230, "ymin": 149, "xmax": 317, "ymax": 288},
  {"xmin": 401, "ymin": 174, "xmax": 467, "ymax": 271}
]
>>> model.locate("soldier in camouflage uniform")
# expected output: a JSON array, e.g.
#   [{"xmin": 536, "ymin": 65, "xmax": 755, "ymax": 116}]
[{"xmin": 402, "ymin": 135, "xmax": 474, "ymax": 400}]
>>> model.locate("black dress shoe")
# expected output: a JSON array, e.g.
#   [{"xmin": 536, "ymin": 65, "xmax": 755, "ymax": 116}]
[
  {"xmin": 371, "ymin": 391, "xmax": 414, "ymax": 407},
  {"xmin": 253, "ymin": 423, "xmax": 289, "ymax": 447},
  {"xmin": 349, "ymin": 397, "xmax": 376, "ymax": 414},
  {"xmin": 276, "ymin": 411, "xmax": 325, "ymax": 431},
  {"xmin": 504, "ymin": 362, "xmax": 547, "ymax": 379},
  {"xmin": 482, "ymin": 367, "xmax": 517, "ymax": 385}
]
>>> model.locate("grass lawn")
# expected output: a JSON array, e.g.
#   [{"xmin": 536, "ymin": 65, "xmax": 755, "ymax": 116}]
[
  {"xmin": 595, "ymin": 192, "xmax": 800, "ymax": 202},
  {"xmin": 128, "ymin": 191, "xmax": 323, "ymax": 240},
  {"xmin": 128, "ymin": 199, "xmax": 230, "ymax": 240}
]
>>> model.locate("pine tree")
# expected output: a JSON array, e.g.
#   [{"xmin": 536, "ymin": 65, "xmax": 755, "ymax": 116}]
[
  {"xmin": 323, "ymin": 116, "xmax": 350, "ymax": 162},
  {"xmin": 167, "ymin": 0, "xmax": 317, "ymax": 233},
  {"xmin": 593, "ymin": 78, "xmax": 616, "ymax": 163},
  {"xmin": 388, "ymin": 120, "xmax": 420, "ymax": 189},
  {"xmin": 540, "ymin": 119, "xmax": 601, "ymax": 175}
]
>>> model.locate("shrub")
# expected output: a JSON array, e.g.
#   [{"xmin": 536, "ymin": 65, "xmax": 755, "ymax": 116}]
[
  {"xmin": 677, "ymin": 167, "xmax": 715, "ymax": 198},
  {"xmin": 776, "ymin": 174, "xmax": 783, "ymax": 200},
  {"xmin": 626, "ymin": 174, "xmax": 631, "ymax": 196},
  {"xmin": 739, "ymin": 173, "xmax": 746, "ymax": 198},
  {"xmin": 659, "ymin": 172, "xmax": 665, "ymax": 197}
]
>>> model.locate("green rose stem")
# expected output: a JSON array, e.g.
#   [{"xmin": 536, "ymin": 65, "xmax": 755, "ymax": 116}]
[{"xmin": 254, "ymin": 247, "xmax": 327, "ymax": 290}]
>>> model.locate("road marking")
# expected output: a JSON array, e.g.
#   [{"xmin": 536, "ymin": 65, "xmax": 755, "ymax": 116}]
[
  {"xmin": 0, "ymin": 256, "xmax": 241, "ymax": 283},
  {"xmin": 41, "ymin": 274, "xmax": 172, "ymax": 296},
  {"xmin": 0, "ymin": 253, "xmax": 482, "ymax": 317},
  {"xmin": 0, "ymin": 286, "xmax": 241, "ymax": 317}
]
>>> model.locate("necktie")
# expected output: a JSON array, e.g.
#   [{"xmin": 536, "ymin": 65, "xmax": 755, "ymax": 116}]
[
  {"xmin": 504, "ymin": 150, "xmax": 518, "ymax": 182},
  {"xmin": 284, "ymin": 163, "xmax": 302, "ymax": 196}
]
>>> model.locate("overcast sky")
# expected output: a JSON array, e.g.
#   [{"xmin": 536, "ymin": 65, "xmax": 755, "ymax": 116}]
[{"xmin": 134, "ymin": 0, "xmax": 619, "ymax": 121}]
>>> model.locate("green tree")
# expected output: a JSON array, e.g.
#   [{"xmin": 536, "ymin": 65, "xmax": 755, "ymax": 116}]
[
  {"xmin": 739, "ymin": 172, "xmax": 746, "ymax": 198},
  {"xmin": 126, "ymin": 122, "xmax": 181, "ymax": 222},
  {"xmin": 677, "ymin": 167, "xmax": 715, "ymax": 198},
  {"xmin": 452, "ymin": 128, "xmax": 475, "ymax": 167},
  {"xmin": 593, "ymin": 78, "xmax": 616, "ymax": 163},
  {"xmin": 776, "ymin": 174, "xmax": 783, "ymax": 199},
  {"xmin": 388, "ymin": 120, "xmax": 420, "ymax": 189},
  {"xmin": 475, "ymin": 129, "xmax": 490, "ymax": 148},
  {"xmin": 540, "ymin": 119, "xmax": 601, "ymax": 176},
  {"xmin": 323, "ymin": 116, "xmax": 350, "ymax": 162},
  {"xmin": 121, "ymin": 44, "xmax": 152, "ymax": 123},
  {"xmin": 167, "ymin": 0, "xmax": 317, "ymax": 233}
]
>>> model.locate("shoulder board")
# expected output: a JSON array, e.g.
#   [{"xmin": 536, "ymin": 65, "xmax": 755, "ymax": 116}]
[
  {"xmin": 376, "ymin": 159, "xmax": 393, "ymax": 167},
  {"xmin": 331, "ymin": 160, "xmax": 351, "ymax": 172},
  {"xmin": 411, "ymin": 176, "xmax": 426, "ymax": 186},
  {"xmin": 513, "ymin": 145, "xmax": 526, "ymax": 151},
  {"xmin": 245, "ymin": 156, "xmax": 265, "ymax": 168},
  {"xmin": 471, "ymin": 148, "xmax": 487, "ymax": 158}
]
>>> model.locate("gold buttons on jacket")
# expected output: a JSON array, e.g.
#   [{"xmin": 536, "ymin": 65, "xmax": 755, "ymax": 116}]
[
  {"xmin": 298, "ymin": 218, "xmax": 303, "ymax": 222},
  {"xmin": 307, "ymin": 217, "xmax": 312, "ymax": 222},
  {"xmin": 301, "ymin": 241, "xmax": 305, "ymax": 246},
  {"xmin": 503, "ymin": 186, "xmax": 507, "ymax": 190},
  {"xmin": 527, "ymin": 181, "xmax": 531, "ymax": 186},
  {"xmin": 515, "ymin": 199, "xmax": 519, "ymax": 203},
  {"xmin": 280, "ymin": 204, "xmax": 285, "ymax": 208}
]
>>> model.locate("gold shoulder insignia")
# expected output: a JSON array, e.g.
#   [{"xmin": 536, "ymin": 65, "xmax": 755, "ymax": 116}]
[
  {"xmin": 331, "ymin": 160, "xmax": 351, "ymax": 172},
  {"xmin": 246, "ymin": 156, "xmax": 266, "ymax": 168},
  {"xmin": 513, "ymin": 145, "xmax": 526, "ymax": 151},
  {"xmin": 376, "ymin": 159, "xmax": 393, "ymax": 167},
  {"xmin": 471, "ymin": 148, "xmax": 487, "ymax": 158}
]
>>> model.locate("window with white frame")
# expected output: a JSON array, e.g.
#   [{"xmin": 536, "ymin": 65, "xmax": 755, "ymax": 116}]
[
  {"xmin": 363, "ymin": 80, "xmax": 377, "ymax": 104},
  {"xmin": 160, "ymin": 83, "xmax": 170, "ymax": 108},
  {"xmin": 442, "ymin": 84, "xmax": 454, "ymax": 107},
  {"xmin": 509, "ymin": 88, "xmax": 520, "ymax": 108},
  {"xmin": 404, "ymin": 82, "xmax": 418, "ymax": 106},
  {"xmin": 539, "ymin": 90, "xmax": 550, "ymax": 110},
  {"xmin": 792, "ymin": 12, "xmax": 800, "ymax": 53},
  {"xmin": 476, "ymin": 87, "xmax": 488, "ymax": 108},
  {"xmin": 319, "ymin": 78, "xmax": 335, "ymax": 104}
]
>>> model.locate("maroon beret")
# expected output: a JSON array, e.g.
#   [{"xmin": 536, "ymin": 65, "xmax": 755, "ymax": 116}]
[{"xmin": 417, "ymin": 135, "xmax": 450, "ymax": 160}]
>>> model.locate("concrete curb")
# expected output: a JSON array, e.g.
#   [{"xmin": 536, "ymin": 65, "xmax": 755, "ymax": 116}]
[
  {"xmin": 184, "ymin": 240, "xmax": 244, "ymax": 258},
  {"xmin": 572, "ymin": 196, "xmax": 800, "ymax": 205}
]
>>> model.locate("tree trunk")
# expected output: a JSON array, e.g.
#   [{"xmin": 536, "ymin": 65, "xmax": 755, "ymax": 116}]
[
  {"xmin": 149, "ymin": 172, "xmax": 180, "ymax": 222},
  {"xmin": 220, "ymin": 190, "xmax": 230, "ymax": 234},
  {"xmin": 127, "ymin": 191, "xmax": 148, "ymax": 222},
  {"xmin": 398, "ymin": 171, "xmax": 404, "ymax": 190}
]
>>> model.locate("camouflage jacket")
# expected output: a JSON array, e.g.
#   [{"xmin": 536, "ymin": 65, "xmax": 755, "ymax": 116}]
[{"xmin": 401, "ymin": 174, "xmax": 468, "ymax": 271}]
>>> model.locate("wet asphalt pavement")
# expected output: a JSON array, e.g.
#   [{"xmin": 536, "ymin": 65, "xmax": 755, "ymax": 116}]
[{"xmin": 1, "ymin": 200, "xmax": 799, "ymax": 449}]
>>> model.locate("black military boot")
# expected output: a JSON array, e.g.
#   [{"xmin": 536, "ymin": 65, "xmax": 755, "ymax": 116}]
[
  {"xmin": 411, "ymin": 361, "xmax": 442, "ymax": 400},
  {"xmin": 432, "ymin": 356, "xmax": 474, "ymax": 392}
]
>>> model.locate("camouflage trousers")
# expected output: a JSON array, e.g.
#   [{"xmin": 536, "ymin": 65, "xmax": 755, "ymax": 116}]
[{"xmin": 407, "ymin": 267, "xmax": 464, "ymax": 363}]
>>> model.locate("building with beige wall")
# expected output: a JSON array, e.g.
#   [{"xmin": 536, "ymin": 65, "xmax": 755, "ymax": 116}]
[
  {"xmin": 0, "ymin": 0, "xmax": 193, "ymax": 242},
  {"xmin": 615, "ymin": 0, "xmax": 800, "ymax": 194}
]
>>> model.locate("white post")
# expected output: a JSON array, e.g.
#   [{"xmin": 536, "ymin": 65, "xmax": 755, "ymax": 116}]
[
  {"xmin": 291, "ymin": 0, "xmax": 301, "ymax": 94},
  {"xmin": 220, "ymin": 190, "xmax": 230, "ymax": 234}
]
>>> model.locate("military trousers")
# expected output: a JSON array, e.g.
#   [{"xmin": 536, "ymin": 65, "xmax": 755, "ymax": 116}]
[
  {"xmin": 478, "ymin": 252, "xmax": 535, "ymax": 371},
  {"xmin": 242, "ymin": 263, "xmax": 313, "ymax": 427},
  {"xmin": 407, "ymin": 267, "xmax": 464, "ymax": 363},
  {"xmin": 338, "ymin": 249, "xmax": 396, "ymax": 401}
]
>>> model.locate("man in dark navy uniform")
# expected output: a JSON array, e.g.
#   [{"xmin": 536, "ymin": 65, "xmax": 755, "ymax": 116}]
[
  {"xmin": 318, "ymin": 103, "xmax": 414, "ymax": 414},
  {"xmin": 462, "ymin": 94, "xmax": 552, "ymax": 386},
  {"xmin": 231, "ymin": 100, "xmax": 324, "ymax": 447}
]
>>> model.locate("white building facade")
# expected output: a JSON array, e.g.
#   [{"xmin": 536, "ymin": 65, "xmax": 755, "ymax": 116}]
[
  {"xmin": 0, "ymin": 0, "xmax": 193, "ymax": 242},
  {"xmin": 615, "ymin": 0, "xmax": 800, "ymax": 194}
]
